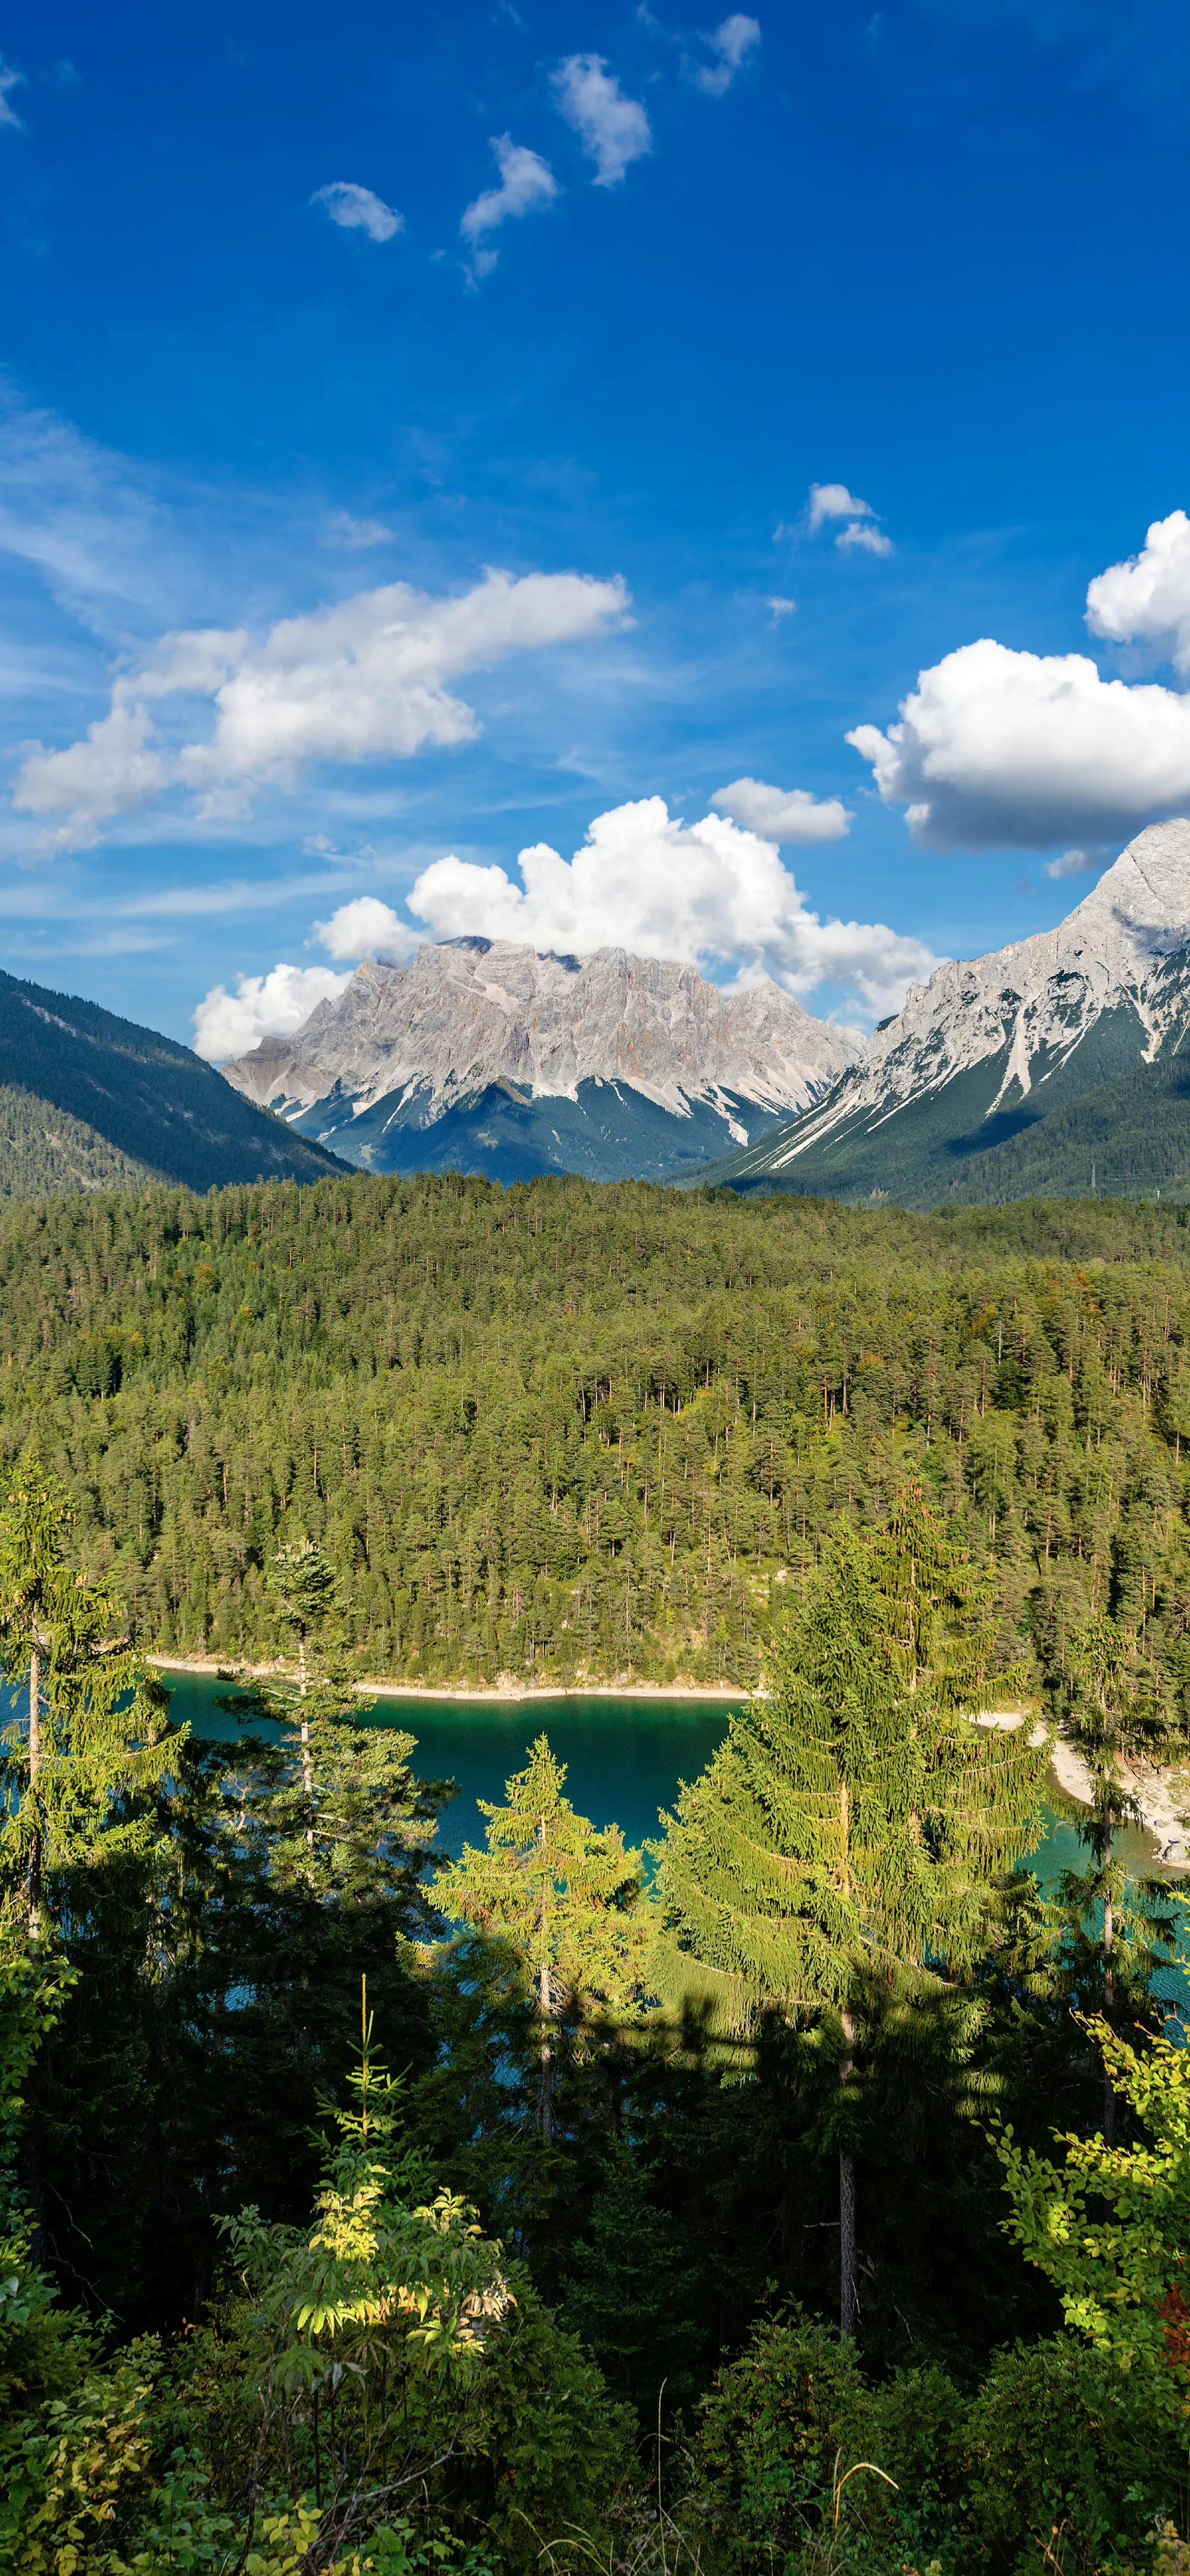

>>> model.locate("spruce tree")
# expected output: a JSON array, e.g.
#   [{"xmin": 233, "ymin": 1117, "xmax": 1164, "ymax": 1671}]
[
  {"xmin": 434, "ymin": 1736, "xmax": 650, "ymax": 2139},
  {"xmin": 215, "ymin": 1667, "xmax": 447, "ymax": 1906},
  {"xmin": 653, "ymin": 1500, "xmax": 1044, "ymax": 2337}
]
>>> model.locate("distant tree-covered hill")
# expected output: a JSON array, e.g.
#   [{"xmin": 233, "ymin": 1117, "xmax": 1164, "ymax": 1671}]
[
  {"xmin": 0, "ymin": 968, "xmax": 344, "ymax": 1197},
  {"xmin": 5, "ymin": 1168, "xmax": 1190, "ymax": 1694}
]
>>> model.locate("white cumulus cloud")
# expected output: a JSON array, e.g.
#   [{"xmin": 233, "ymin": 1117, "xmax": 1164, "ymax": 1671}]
[
  {"xmin": 690, "ymin": 13, "xmax": 761, "ymax": 93},
  {"xmin": 311, "ymin": 181, "xmax": 403, "ymax": 243},
  {"xmin": 408, "ymin": 794, "xmax": 935, "ymax": 1016},
  {"xmin": 847, "ymin": 636, "xmax": 1190, "ymax": 850},
  {"xmin": 314, "ymin": 896, "xmax": 422, "ymax": 962},
  {"xmin": 14, "ymin": 566, "xmax": 630, "ymax": 845},
  {"xmin": 709, "ymin": 777, "xmax": 850, "ymax": 842},
  {"xmin": 17, "ymin": 705, "xmax": 168, "ymax": 848},
  {"xmin": 553, "ymin": 55, "xmax": 652, "ymax": 186},
  {"xmin": 847, "ymin": 510, "xmax": 1190, "ymax": 849},
  {"xmin": 192, "ymin": 963, "xmax": 350, "ymax": 1062},
  {"xmin": 461, "ymin": 135, "xmax": 558, "ymax": 277},
  {"xmin": 1086, "ymin": 509, "xmax": 1190, "ymax": 675}
]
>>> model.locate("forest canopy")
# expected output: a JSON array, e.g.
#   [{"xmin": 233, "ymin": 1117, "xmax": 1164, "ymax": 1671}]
[{"xmin": 2, "ymin": 1170, "xmax": 1190, "ymax": 1702}]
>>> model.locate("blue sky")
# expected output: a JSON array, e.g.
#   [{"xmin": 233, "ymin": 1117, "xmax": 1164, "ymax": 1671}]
[{"xmin": 2, "ymin": 0, "xmax": 1190, "ymax": 1053}]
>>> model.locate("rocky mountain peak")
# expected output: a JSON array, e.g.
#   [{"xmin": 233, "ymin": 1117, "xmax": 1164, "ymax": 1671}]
[
  {"xmin": 223, "ymin": 937, "xmax": 864, "ymax": 1130},
  {"xmin": 704, "ymin": 818, "xmax": 1190, "ymax": 1205},
  {"xmin": 794, "ymin": 820, "xmax": 1190, "ymax": 1140}
]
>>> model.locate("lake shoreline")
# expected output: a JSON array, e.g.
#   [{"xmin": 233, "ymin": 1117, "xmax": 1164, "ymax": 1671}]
[
  {"xmin": 149, "ymin": 1654, "xmax": 746, "ymax": 1705},
  {"xmin": 1048, "ymin": 1733, "xmax": 1190, "ymax": 1871}
]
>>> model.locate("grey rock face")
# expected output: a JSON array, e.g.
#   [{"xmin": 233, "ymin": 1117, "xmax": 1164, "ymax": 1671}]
[{"xmin": 223, "ymin": 939, "xmax": 863, "ymax": 1138}]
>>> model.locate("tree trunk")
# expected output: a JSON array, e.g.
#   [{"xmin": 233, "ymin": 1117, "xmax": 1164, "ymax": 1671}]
[
  {"xmin": 28, "ymin": 1643, "xmax": 42, "ymax": 1937},
  {"xmin": 538, "ymin": 1951, "xmax": 554, "ymax": 2142},
  {"xmin": 298, "ymin": 1631, "xmax": 314, "ymax": 1859},
  {"xmin": 839, "ymin": 2003, "xmax": 858, "ymax": 2339},
  {"xmin": 24, "ymin": 1639, "xmax": 47, "ymax": 2251},
  {"xmin": 537, "ymin": 1815, "xmax": 554, "ymax": 2142},
  {"xmin": 1102, "ymin": 1800, "xmax": 1116, "ymax": 2147}
]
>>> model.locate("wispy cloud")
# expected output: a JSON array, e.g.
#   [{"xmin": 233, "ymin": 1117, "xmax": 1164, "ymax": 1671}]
[
  {"xmin": 310, "ymin": 181, "xmax": 403, "ymax": 243},
  {"xmin": 835, "ymin": 519, "xmax": 894, "ymax": 557},
  {"xmin": 461, "ymin": 135, "xmax": 558, "ymax": 279},
  {"xmin": 325, "ymin": 512, "xmax": 395, "ymax": 550},
  {"xmin": 807, "ymin": 482, "xmax": 876, "ymax": 534},
  {"xmin": 688, "ymin": 13, "xmax": 761, "ymax": 95},
  {"xmin": 806, "ymin": 482, "xmax": 894, "ymax": 557},
  {"xmin": 0, "ymin": 58, "xmax": 24, "ymax": 130},
  {"xmin": 553, "ymin": 55, "xmax": 652, "ymax": 186},
  {"xmin": 0, "ymin": 391, "xmax": 174, "ymax": 630},
  {"xmin": 1042, "ymin": 847, "xmax": 1099, "ymax": 880}
]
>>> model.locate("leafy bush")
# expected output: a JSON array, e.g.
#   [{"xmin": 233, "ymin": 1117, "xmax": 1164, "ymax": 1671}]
[{"xmin": 964, "ymin": 2335, "xmax": 1182, "ymax": 2576}]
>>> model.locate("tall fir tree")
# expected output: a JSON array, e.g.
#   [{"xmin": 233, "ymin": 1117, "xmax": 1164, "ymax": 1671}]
[
  {"xmin": 653, "ymin": 1498, "xmax": 1044, "ymax": 2337},
  {"xmin": 0, "ymin": 1454, "xmax": 177, "ymax": 1935},
  {"xmin": 268, "ymin": 1538, "xmax": 340, "ymax": 1846},
  {"xmin": 434, "ymin": 1736, "xmax": 650, "ymax": 2140}
]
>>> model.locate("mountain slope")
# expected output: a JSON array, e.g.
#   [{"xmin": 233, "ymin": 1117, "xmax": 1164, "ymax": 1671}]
[
  {"xmin": 0, "ymin": 1085, "xmax": 156, "ymax": 1199},
  {"xmin": 224, "ymin": 937, "xmax": 862, "ymax": 1184},
  {"xmin": 0, "ymin": 969, "xmax": 344, "ymax": 1197},
  {"xmin": 692, "ymin": 820, "xmax": 1190, "ymax": 1208}
]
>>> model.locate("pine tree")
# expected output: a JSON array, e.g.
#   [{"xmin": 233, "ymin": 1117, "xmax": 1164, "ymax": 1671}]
[
  {"xmin": 653, "ymin": 1504, "xmax": 1044, "ymax": 2338},
  {"xmin": 434, "ymin": 1736, "xmax": 650, "ymax": 2140},
  {"xmin": 0, "ymin": 1454, "xmax": 177, "ymax": 1935}
]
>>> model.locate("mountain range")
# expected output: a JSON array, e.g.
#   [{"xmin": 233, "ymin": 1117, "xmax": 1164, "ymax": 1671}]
[
  {"xmin": 694, "ymin": 819, "xmax": 1190, "ymax": 1207},
  {"xmin": 7, "ymin": 817, "xmax": 1190, "ymax": 1210},
  {"xmin": 0, "ymin": 969, "xmax": 343, "ymax": 1200},
  {"xmin": 223, "ymin": 937, "xmax": 861, "ymax": 1185}
]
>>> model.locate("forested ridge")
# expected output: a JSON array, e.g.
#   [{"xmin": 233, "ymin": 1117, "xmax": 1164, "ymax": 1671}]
[
  {"xmin": 0, "ymin": 964, "xmax": 342, "ymax": 1198},
  {"xmin": 7, "ymin": 1170, "xmax": 1190, "ymax": 1700}
]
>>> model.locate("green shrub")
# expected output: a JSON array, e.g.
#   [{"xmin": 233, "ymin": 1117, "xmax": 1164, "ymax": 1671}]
[
  {"xmin": 964, "ymin": 2335, "xmax": 1182, "ymax": 2576},
  {"xmin": 690, "ymin": 2313, "xmax": 868, "ymax": 2569}
]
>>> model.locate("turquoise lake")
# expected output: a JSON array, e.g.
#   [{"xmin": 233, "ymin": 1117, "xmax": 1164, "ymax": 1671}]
[{"xmin": 156, "ymin": 1666, "xmax": 1161, "ymax": 1888}]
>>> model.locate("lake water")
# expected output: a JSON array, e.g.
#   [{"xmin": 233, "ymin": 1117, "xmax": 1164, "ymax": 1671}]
[
  {"xmin": 159, "ymin": 1669, "xmax": 742, "ymax": 1856},
  {"xmin": 157, "ymin": 1665, "xmax": 1164, "ymax": 1887}
]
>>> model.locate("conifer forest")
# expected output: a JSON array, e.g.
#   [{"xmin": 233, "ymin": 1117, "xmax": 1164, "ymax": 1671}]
[{"xmin": 4, "ymin": 1172, "xmax": 1190, "ymax": 2573}]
